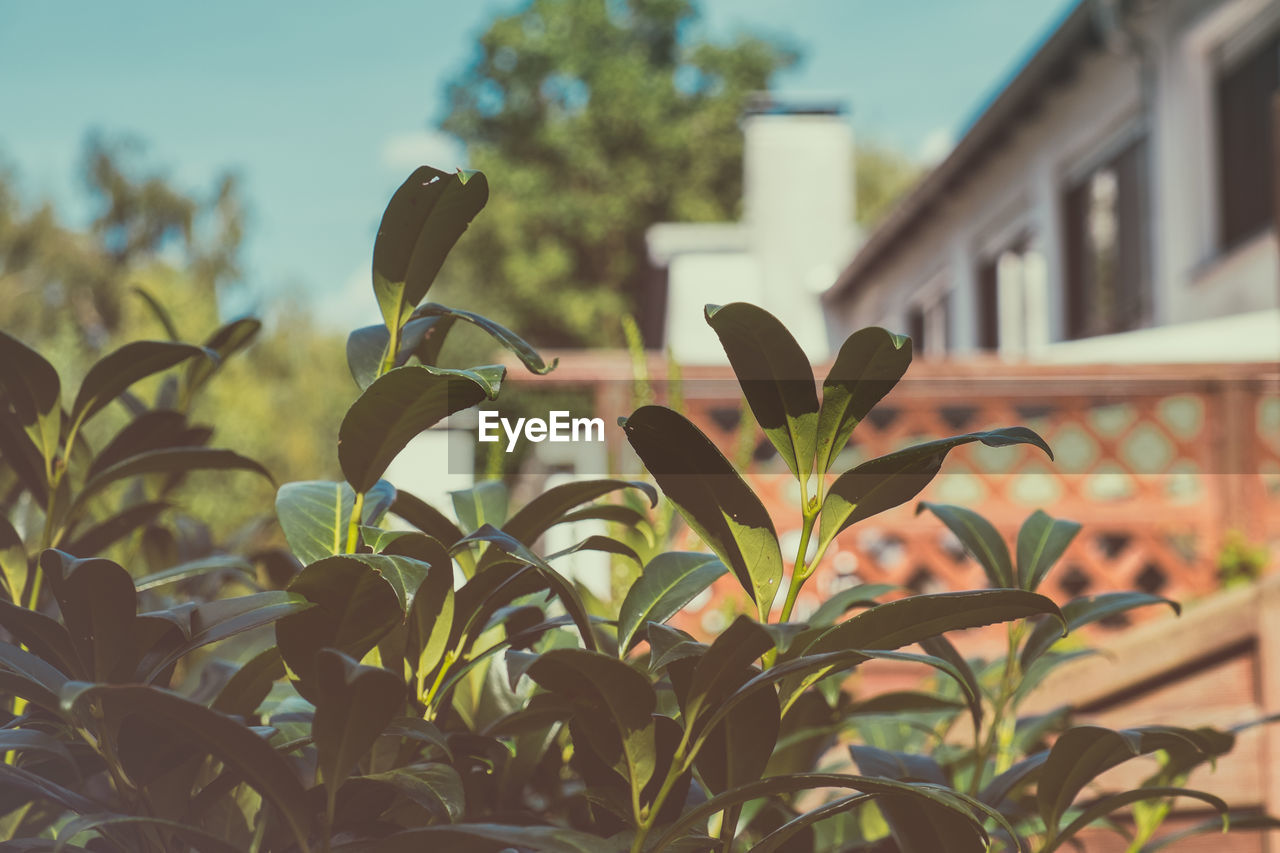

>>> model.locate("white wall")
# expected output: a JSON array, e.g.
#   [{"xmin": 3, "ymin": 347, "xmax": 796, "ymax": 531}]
[{"xmin": 829, "ymin": 0, "xmax": 1280, "ymax": 363}]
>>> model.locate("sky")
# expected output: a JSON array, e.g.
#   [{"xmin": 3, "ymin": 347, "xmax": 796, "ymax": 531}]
[{"xmin": 0, "ymin": 0, "xmax": 1077, "ymax": 328}]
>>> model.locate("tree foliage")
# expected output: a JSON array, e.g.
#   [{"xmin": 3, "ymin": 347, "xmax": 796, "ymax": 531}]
[{"xmin": 436, "ymin": 0, "xmax": 799, "ymax": 347}]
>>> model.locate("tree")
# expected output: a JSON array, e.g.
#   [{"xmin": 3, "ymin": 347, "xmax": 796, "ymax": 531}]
[
  {"xmin": 436, "ymin": 0, "xmax": 799, "ymax": 348},
  {"xmin": 855, "ymin": 139, "xmax": 924, "ymax": 229}
]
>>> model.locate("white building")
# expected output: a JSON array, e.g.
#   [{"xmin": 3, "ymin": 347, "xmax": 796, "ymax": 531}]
[
  {"xmin": 646, "ymin": 98, "xmax": 857, "ymax": 364},
  {"xmin": 823, "ymin": 0, "xmax": 1280, "ymax": 364}
]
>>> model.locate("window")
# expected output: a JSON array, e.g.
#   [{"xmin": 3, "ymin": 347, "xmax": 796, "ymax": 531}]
[
  {"xmin": 906, "ymin": 291, "xmax": 949, "ymax": 357},
  {"xmin": 977, "ymin": 257, "xmax": 1000, "ymax": 351},
  {"xmin": 1062, "ymin": 137, "xmax": 1149, "ymax": 340},
  {"xmin": 1216, "ymin": 32, "xmax": 1279, "ymax": 251}
]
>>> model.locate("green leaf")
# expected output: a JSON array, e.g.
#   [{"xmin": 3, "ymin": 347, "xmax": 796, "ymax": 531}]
[
  {"xmin": 815, "ymin": 327, "xmax": 912, "ymax": 474},
  {"xmin": 1037, "ymin": 725, "xmax": 1212, "ymax": 833},
  {"xmin": 344, "ymin": 763, "xmax": 466, "ymax": 823},
  {"xmin": 0, "ymin": 328, "xmax": 62, "ymax": 470},
  {"xmin": 616, "ymin": 552, "xmax": 727, "ymax": 654},
  {"xmin": 0, "ymin": 728, "xmax": 77, "ymax": 772},
  {"xmin": 0, "ymin": 515, "xmax": 28, "ymax": 603},
  {"xmin": 0, "ymin": 599, "xmax": 82, "ymax": 678},
  {"xmin": 63, "ymin": 500, "xmax": 169, "ymax": 558},
  {"xmin": 39, "ymin": 550, "xmax": 137, "ymax": 681},
  {"xmin": 340, "ymin": 823, "xmax": 615, "ymax": 853},
  {"xmin": 705, "ymin": 302, "xmax": 819, "ymax": 481},
  {"xmin": 391, "ymin": 489, "xmax": 466, "ymax": 547},
  {"xmin": 683, "ymin": 616, "xmax": 775, "ymax": 726},
  {"xmin": 649, "ymin": 772, "xmax": 992, "ymax": 853},
  {"xmin": 979, "ymin": 751, "xmax": 1049, "ymax": 807},
  {"xmin": 185, "ymin": 317, "xmax": 261, "ymax": 395},
  {"xmin": 405, "ymin": 548, "xmax": 455, "ymax": 689},
  {"xmin": 339, "ymin": 364, "xmax": 502, "ymax": 493},
  {"xmin": 132, "ymin": 554, "xmax": 254, "ymax": 592},
  {"xmin": 695, "ymin": 655, "xmax": 779, "ymax": 797},
  {"xmin": 818, "ymin": 427, "xmax": 1052, "ymax": 549},
  {"xmin": 212, "ymin": 647, "xmax": 284, "ymax": 718},
  {"xmin": 807, "ymin": 583, "xmax": 896, "ymax": 626},
  {"xmin": 453, "ymin": 525, "xmax": 597, "ymax": 651},
  {"xmin": 413, "ymin": 302, "xmax": 557, "ymax": 374},
  {"xmin": 452, "ymin": 480, "xmax": 510, "ymax": 534},
  {"xmin": 1045, "ymin": 788, "xmax": 1228, "ymax": 853},
  {"xmin": 71, "ymin": 340, "xmax": 208, "ymax": 426},
  {"xmin": 86, "ymin": 410, "xmax": 200, "ymax": 477},
  {"xmin": 131, "ymin": 285, "xmax": 181, "ymax": 341},
  {"xmin": 0, "ymin": 762, "xmax": 98, "ymax": 813},
  {"xmin": 276, "ymin": 555, "xmax": 403, "ymax": 697},
  {"xmin": 60, "ymin": 683, "xmax": 313, "ymax": 849},
  {"xmin": 53, "ymin": 813, "xmax": 242, "ymax": 853},
  {"xmin": 526, "ymin": 647, "xmax": 657, "ymax": 795},
  {"xmin": 0, "ymin": 641, "xmax": 70, "ymax": 711},
  {"xmin": 346, "ymin": 324, "xmax": 390, "ymax": 390},
  {"xmin": 314, "ymin": 649, "xmax": 405, "ymax": 799},
  {"xmin": 75, "ymin": 447, "xmax": 272, "ymax": 512},
  {"xmin": 843, "ymin": 690, "xmax": 965, "ymax": 716},
  {"xmin": 372, "ymin": 166, "xmax": 489, "ymax": 331},
  {"xmin": 1021, "ymin": 592, "xmax": 1180, "ymax": 671},
  {"xmin": 750, "ymin": 793, "xmax": 876, "ymax": 853},
  {"xmin": 492, "ymin": 478, "xmax": 657, "ymax": 552},
  {"xmin": 849, "ymin": 743, "xmax": 948, "ymax": 784},
  {"xmin": 142, "ymin": 591, "xmax": 313, "ymax": 681},
  {"xmin": 917, "ymin": 502, "xmax": 1013, "ymax": 588},
  {"xmin": 545, "ymin": 534, "xmax": 641, "ymax": 566},
  {"xmin": 621, "ymin": 405, "xmax": 783, "ymax": 617},
  {"xmin": 275, "ymin": 479, "xmax": 397, "ymax": 565},
  {"xmin": 919, "ymin": 635, "xmax": 984, "ymax": 731},
  {"xmin": 1137, "ymin": 813, "xmax": 1280, "ymax": 852},
  {"xmin": 1016, "ymin": 509, "xmax": 1083, "ymax": 591}
]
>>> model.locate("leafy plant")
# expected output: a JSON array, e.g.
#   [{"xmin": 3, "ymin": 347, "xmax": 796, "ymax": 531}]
[{"xmin": 1, "ymin": 163, "xmax": 1269, "ymax": 852}]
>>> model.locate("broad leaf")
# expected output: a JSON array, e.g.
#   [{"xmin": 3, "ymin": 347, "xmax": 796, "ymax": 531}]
[
  {"xmin": 40, "ymin": 550, "xmax": 137, "ymax": 681},
  {"xmin": 71, "ymin": 340, "xmax": 208, "ymax": 426},
  {"xmin": 132, "ymin": 554, "xmax": 254, "ymax": 592},
  {"xmin": 621, "ymin": 405, "xmax": 783, "ymax": 617},
  {"xmin": 705, "ymin": 302, "xmax": 819, "ymax": 481},
  {"xmin": 212, "ymin": 647, "xmax": 285, "ymax": 718},
  {"xmin": 849, "ymin": 743, "xmax": 948, "ymax": 785},
  {"xmin": 276, "ymin": 555, "xmax": 403, "ymax": 696},
  {"xmin": 807, "ymin": 583, "xmax": 896, "ymax": 626},
  {"xmin": 75, "ymin": 447, "xmax": 271, "ymax": 511},
  {"xmin": 1021, "ymin": 592, "xmax": 1180, "ymax": 671},
  {"xmin": 186, "ymin": 317, "xmax": 262, "ymax": 394},
  {"xmin": 391, "ymin": 489, "xmax": 466, "ymax": 547},
  {"xmin": 919, "ymin": 634, "xmax": 984, "ymax": 730},
  {"xmin": 346, "ymin": 324, "xmax": 391, "ymax": 390},
  {"xmin": 917, "ymin": 502, "xmax": 1013, "ymax": 588},
  {"xmin": 340, "ymin": 823, "xmax": 615, "ymax": 853},
  {"xmin": 1046, "ymin": 788, "xmax": 1228, "ymax": 853},
  {"xmin": 413, "ymin": 302, "xmax": 557, "ymax": 374},
  {"xmin": 1017, "ymin": 509, "xmax": 1083, "ymax": 591},
  {"xmin": 0, "ymin": 328, "xmax": 63, "ymax": 469},
  {"xmin": 275, "ymin": 479, "xmax": 397, "ymax": 565},
  {"xmin": 372, "ymin": 166, "xmax": 489, "ymax": 331},
  {"xmin": 452, "ymin": 480, "xmax": 510, "ymax": 534},
  {"xmin": 526, "ymin": 648, "xmax": 657, "ymax": 795},
  {"xmin": 60, "ymin": 683, "xmax": 312, "ymax": 849},
  {"xmin": 338, "ymin": 364, "xmax": 501, "ymax": 493},
  {"xmin": 0, "ymin": 641, "xmax": 70, "ymax": 711},
  {"xmin": 815, "ymin": 327, "xmax": 912, "ymax": 474},
  {"xmin": 818, "ymin": 427, "xmax": 1052, "ymax": 549},
  {"xmin": 132, "ymin": 285, "xmax": 181, "ymax": 340},
  {"xmin": 63, "ymin": 500, "xmax": 169, "ymax": 558},
  {"xmin": 313, "ymin": 650, "xmax": 405, "ymax": 803},
  {"xmin": 0, "ymin": 515, "xmax": 27, "ymax": 603},
  {"xmin": 617, "ymin": 552, "xmax": 727, "ymax": 654},
  {"xmin": 492, "ymin": 478, "xmax": 657, "ymax": 553}
]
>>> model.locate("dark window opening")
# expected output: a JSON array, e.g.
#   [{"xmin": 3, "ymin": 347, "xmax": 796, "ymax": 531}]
[
  {"xmin": 907, "ymin": 305, "xmax": 926, "ymax": 354},
  {"xmin": 1217, "ymin": 33, "xmax": 1279, "ymax": 251},
  {"xmin": 1062, "ymin": 137, "xmax": 1149, "ymax": 340},
  {"xmin": 977, "ymin": 257, "xmax": 1000, "ymax": 351}
]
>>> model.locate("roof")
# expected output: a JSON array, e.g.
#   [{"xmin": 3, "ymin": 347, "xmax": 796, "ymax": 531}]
[{"xmin": 825, "ymin": 0, "xmax": 1103, "ymax": 304}]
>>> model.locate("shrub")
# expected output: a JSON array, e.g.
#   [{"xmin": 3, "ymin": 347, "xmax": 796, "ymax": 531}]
[{"xmin": 0, "ymin": 165, "xmax": 1268, "ymax": 852}]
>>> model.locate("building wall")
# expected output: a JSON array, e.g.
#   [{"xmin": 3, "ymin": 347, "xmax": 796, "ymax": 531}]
[{"xmin": 828, "ymin": 0, "xmax": 1280, "ymax": 362}]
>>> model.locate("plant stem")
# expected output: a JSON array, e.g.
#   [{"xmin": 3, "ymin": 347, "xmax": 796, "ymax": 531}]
[
  {"xmin": 778, "ymin": 507, "xmax": 819, "ymax": 624},
  {"xmin": 969, "ymin": 621, "xmax": 1025, "ymax": 795},
  {"xmin": 346, "ymin": 491, "xmax": 365, "ymax": 553}
]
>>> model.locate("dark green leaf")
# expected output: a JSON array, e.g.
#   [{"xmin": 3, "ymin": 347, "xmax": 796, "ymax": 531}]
[
  {"xmin": 0, "ymin": 598, "xmax": 82, "ymax": 678},
  {"xmin": 617, "ymin": 552, "xmax": 727, "ymax": 654},
  {"xmin": 1021, "ymin": 592, "xmax": 1180, "ymax": 671},
  {"xmin": 705, "ymin": 302, "xmax": 819, "ymax": 481},
  {"xmin": 372, "ymin": 166, "xmax": 489, "ymax": 330},
  {"xmin": 346, "ymin": 324, "xmax": 390, "ymax": 390},
  {"xmin": 339, "ymin": 823, "xmax": 613, "ymax": 853},
  {"xmin": 0, "ymin": 515, "xmax": 28, "ymax": 603},
  {"xmin": 212, "ymin": 647, "xmax": 284, "ymax": 718},
  {"xmin": 920, "ymin": 635, "xmax": 984, "ymax": 731},
  {"xmin": 1046, "ymin": 788, "xmax": 1227, "ymax": 853},
  {"xmin": 979, "ymin": 751, "xmax": 1049, "ymax": 807},
  {"xmin": 72, "ymin": 341, "xmax": 208, "ymax": 426},
  {"xmin": 61, "ymin": 683, "xmax": 312, "ymax": 848},
  {"xmin": 917, "ymin": 502, "xmax": 1013, "ymax": 588},
  {"xmin": 0, "ymin": 328, "xmax": 62, "ymax": 468},
  {"xmin": 54, "ymin": 813, "xmax": 241, "ymax": 853},
  {"xmin": 276, "ymin": 555, "xmax": 403, "ymax": 696},
  {"xmin": 314, "ymin": 649, "xmax": 405, "ymax": 799},
  {"xmin": 391, "ymin": 489, "xmax": 466, "ymax": 547},
  {"xmin": 684, "ymin": 616, "xmax": 775, "ymax": 725},
  {"xmin": 185, "ymin": 317, "xmax": 261, "ymax": 394},
  {"xmin": 87, "ymin": 410, "xmax": 197, "ymax": 477},
  {"xmin": 346, "ymin": 763, "xmax": 465, "ymax": 823},
  {"xmin": 143, "ymin": 591, "xmax": 312, "ymax": 680},
  {"xmin": 815, "ymin": 327, "xmax": 912, "ymax": 474},
  {"xmin": 526, "ymin": 647, "xmax": 657, "ymax": 795},
  {"xmin": 849, "ymin": 743, "xmax": 948, "ymax": 784},
  {"xmin": 818, "ymin": 428, "xmax": 1052, "ymax": 549},
  {"xmin": 545, "ymin": 534, "xmax": 641, "ymax": 566},
  {"xmin": 452, "ymin": 480, "xmax": 509, "ymax": 534},
  {"xmin": 132, "ymin": 554, "xmax": 254, "ymax": 592},
  {"xmin": 751, "ymin": 793, "xmax": 875, "ymax": 853},
  {"xmin": 621, "ymin": 406, "xmax": 782, "ymax": 617},
  {"xmin": 0, "ymin": 762, "xmax": 98, "ymax": 813},
  {"xmin": 0, "ymin": 728, "xmax": 77, "ymax": 772},
  {"xmin": 339, "ymin": 364, "xmax": 501, "ymax": 493},
  {"xmin": 0, "ymin": 641, "xmax": 70, "ymax": 711},
  {"xmin": 807, "ymin": 583, "xmax": 896, "ymax": 627},
  {"xmin": 1138, "ymin": 813, "xmax": 1280, "ymax": 852},
  {"xmin": 413, "ymin": 302, "xmax": 557, "ymax": 374},
  {"xmin": 131, "ymin": 285, "xmax": 180, "ymax": 340},
  {"xmin": 1017, "ymin": 509, "xmax": 1083, "ymax": 592},
  {"xmin": 40, "ymin": 550, "xmax": 137, "ymax": 681},
  {"xmin": 844, "ymin": 690, "xmax": 966, "ymax": 717},
  {"xmin": 63, "ymin": 501, "xmax": 169, "ymax": 558},
  {"xmin": 75, "ymin": 447, "xmax": 271, "ymax": 511},
  {"xmin": 491, "ymin": 478, "xmax": 657, "ymax": 555},
  {"xmin": 454, "ymin": 525, "xmax": 597, "ymax": 651}
]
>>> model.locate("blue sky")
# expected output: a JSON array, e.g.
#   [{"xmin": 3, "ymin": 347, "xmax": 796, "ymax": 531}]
[{"xmin": 0, "ymin": 0, "xmax": 1076, "ymax": 327}]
